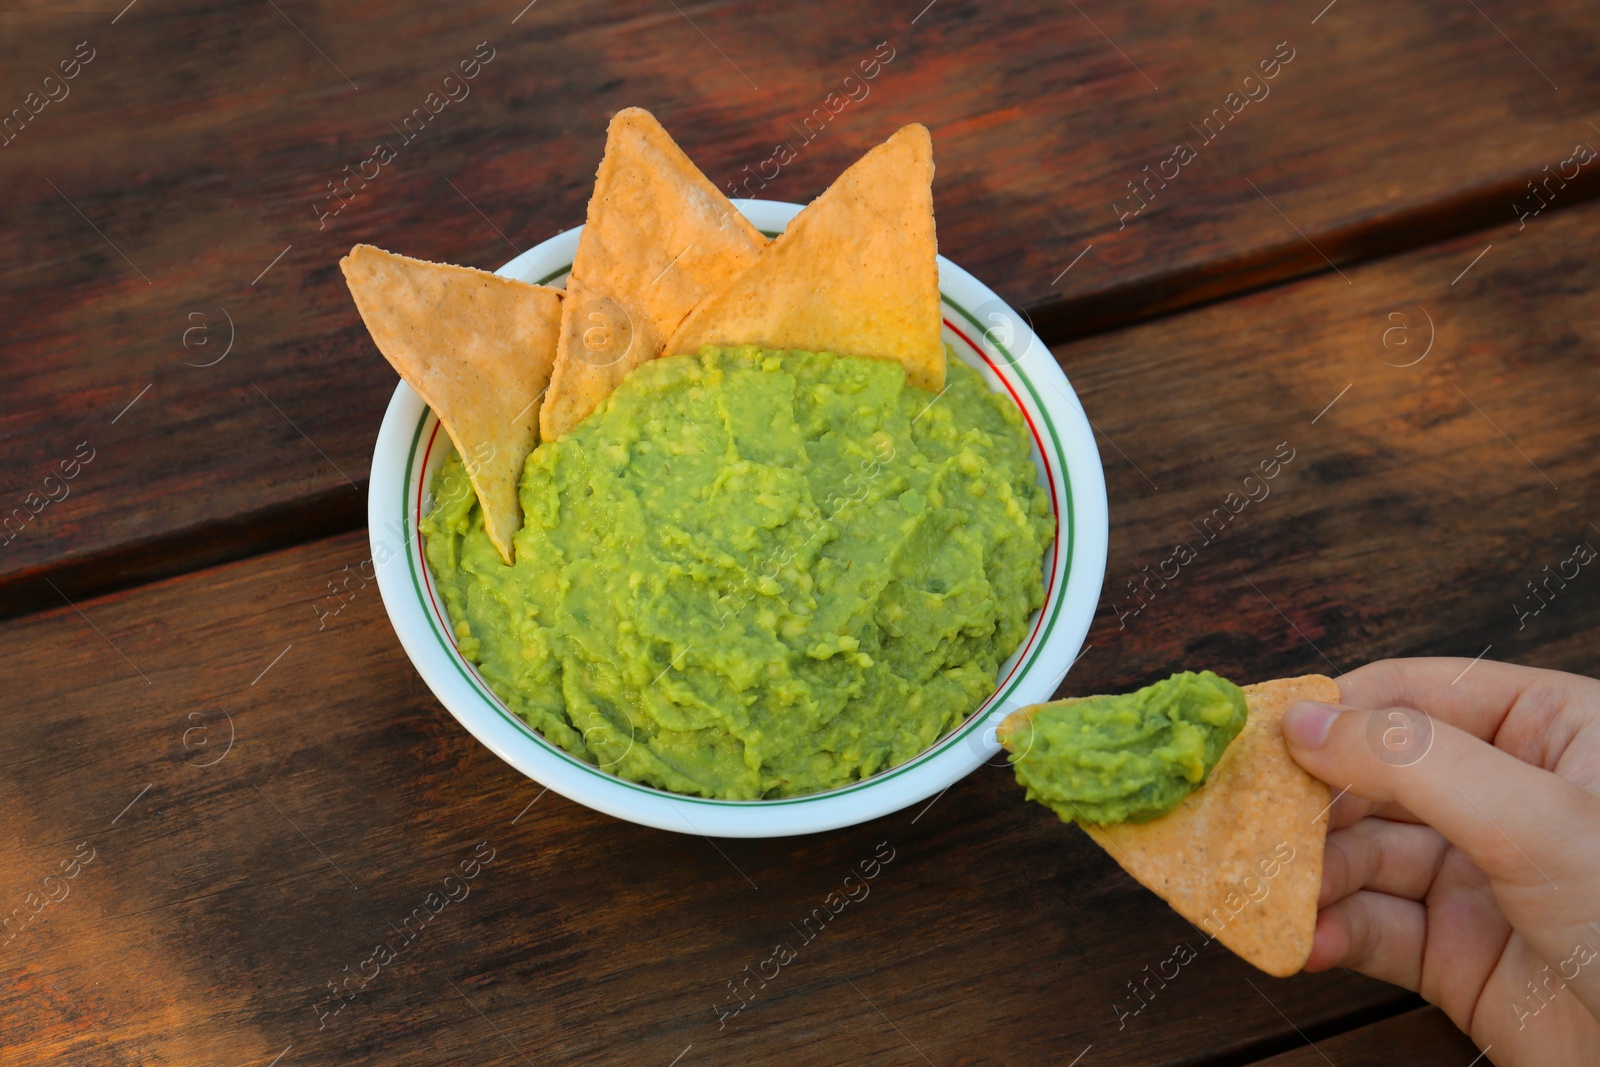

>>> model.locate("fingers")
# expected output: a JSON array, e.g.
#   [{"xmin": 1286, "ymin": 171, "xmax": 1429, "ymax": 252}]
[
  {"xmin": 1304, "ymin": 889, "xmax": 1425, "ymax": 991},
  {"xmin": 1321, "ymin": 818, "xmax": 1451, "ymax": 905},
  {"xmin": 1283, "ymin": 700, "xmax": 1596, "ymax": 890},
  {"xmin": 1312, "ymin": 848, "xmax": 1514, "ymax": 1031},
  {"xmin": 1328, "ymin": 789, "xmax": 1423, "ymax": 831},
  {"xmin": 1336, "ymin": 658, "xmax": 1600, "ymax": 758}
]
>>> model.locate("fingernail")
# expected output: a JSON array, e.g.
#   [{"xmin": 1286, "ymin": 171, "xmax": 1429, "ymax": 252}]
[{"xmin": 1283, "ymin": 701, "xmax": 1340, "ymax": 749}]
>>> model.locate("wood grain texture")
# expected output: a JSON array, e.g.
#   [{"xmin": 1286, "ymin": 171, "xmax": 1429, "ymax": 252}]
[
  {"xmin": 1054, "ymin": 191, "xmax": 1600, "ymax": 693},
  {"xmin": 4, "ymin": 0, "xmax": 1600, "ymax": 614},
  {"xmin": 1252, "ymin": 1007, "xmax": 1482, "ymax": 1065},
  {"xmin": 0, "ymin": 531, "xmax": 1408, "ymax": 1067}
]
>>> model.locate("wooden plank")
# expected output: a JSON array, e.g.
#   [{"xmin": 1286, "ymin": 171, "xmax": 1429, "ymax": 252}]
[
  {"xmin": 4, "ymin": 0, "xmax": 1600, "ymax": 614},
  {"xmin": 1249, "ymin": 1007, "xmax": 1481, "ymax": 1065},
  {"xmin": 10, "ymin": 200, "xmax": 1598, "ymax": 1066},
  {"xmin": 1055, "ymin": 192, "xmax": 1600, "ymax": 690}
]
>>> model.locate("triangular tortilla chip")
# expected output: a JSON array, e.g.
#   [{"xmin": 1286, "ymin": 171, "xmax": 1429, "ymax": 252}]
[
  {"xmin": 1002, "ymin": 675, "xmax": 1337, "ymax": 977},
  {"xmin": 664, "ymin": 123, "xmax": 944, "ymax": 392},
  {"xmin": 539, "ymin": 107, "xmax": 767, "ymax": 440},
  {"xmin": 341, "ymin": 244, "xmax": 561, "ymax": 566}
]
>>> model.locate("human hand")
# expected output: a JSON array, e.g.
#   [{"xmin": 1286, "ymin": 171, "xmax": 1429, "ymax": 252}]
[{"xmin": 1280, "ymin": 657, "xmax": 1600, "ymax": 1066}]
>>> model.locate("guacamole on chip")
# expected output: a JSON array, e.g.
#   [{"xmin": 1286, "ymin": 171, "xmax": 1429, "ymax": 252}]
[
  {"xmin": 1004, "ymin": 671, "xmax": 1248, "ymax": 825},
  {"xmin": 1002, "ymin": 675, "xmax": 1340, "ymax": 978},
  {"xmin": 422, "ymin": 346, "xmax": 1053, "ymax": 799}
]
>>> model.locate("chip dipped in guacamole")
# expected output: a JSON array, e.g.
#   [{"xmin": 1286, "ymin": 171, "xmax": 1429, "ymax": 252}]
[
  {"xmin": 422, "ymin": 345, "xmax": 1053, "ymax": 799},
  {"xmin": 1000, "ymin": 673, "xmax": 1338, "ymax": 978},
  {"xmin": 1003, "ymin": 671, "xmax": 1248, "ymax": 825}
]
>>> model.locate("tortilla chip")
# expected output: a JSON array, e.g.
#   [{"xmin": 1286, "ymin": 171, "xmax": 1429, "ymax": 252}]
[
  {"xmin": 1002, "ymin": 675, "xmax": 1337, "ymax": 977},
  {"xmin": 340, "ymin": 244, "xmax": 561, "ymax": 566},
  {"xmin": 539, "ymin": 107, "xmax": 767, "ymax": 440},
  {"xmin": 664, "ymin": 123, "xmax": 943, "ymax": 392}
]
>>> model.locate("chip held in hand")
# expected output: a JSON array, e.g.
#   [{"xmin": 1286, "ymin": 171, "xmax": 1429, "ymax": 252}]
[{"xmin": 1001, "ymin": 673, "xmax": 1339, "ymax": 977}]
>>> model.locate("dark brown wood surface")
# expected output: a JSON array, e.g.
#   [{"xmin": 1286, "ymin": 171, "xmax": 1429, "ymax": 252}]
[
  {"xmin": 1253, "ymin": 1008, "xmax": 1482, "ymax": 1066},
  {"xmin": 1060, "ymin": 194, "xmax": 1600, "ymax": 684},
  {"xmin": 9, "ymin": 187, "xmax": 1600, "ymax": 1063},
  {"xmin": 5, "ymin": 0, "xmax": 1600, "ymax": 619}
]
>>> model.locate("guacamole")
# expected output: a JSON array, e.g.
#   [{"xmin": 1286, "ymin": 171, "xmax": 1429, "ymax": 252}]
[
  {"xmin": 1008, "ymin": 671, "xmax": 1247, "ymax": 825},
  {"xmin": 422, "ymin": 345, "xmax": 1054, "ymax": 800}
]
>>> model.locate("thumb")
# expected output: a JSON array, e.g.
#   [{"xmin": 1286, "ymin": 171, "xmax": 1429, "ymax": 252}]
[{"xmin": 1281, "ymin": 700, "xmax": 1590, "ymax": 891}]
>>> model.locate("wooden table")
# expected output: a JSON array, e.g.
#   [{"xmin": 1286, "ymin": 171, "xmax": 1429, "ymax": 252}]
[{"xmin": 5, "ymin": 1, "xmax": 1595, "ymax": 1062}]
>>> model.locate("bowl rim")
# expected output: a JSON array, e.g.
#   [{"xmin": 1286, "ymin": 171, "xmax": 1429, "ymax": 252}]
[{"xmin": 368, "ymin": 198, "xmax": 1107, "ymax": 837}]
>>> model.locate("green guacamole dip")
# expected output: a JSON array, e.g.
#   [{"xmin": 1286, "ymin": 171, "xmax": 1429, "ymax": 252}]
[
  {"xmin": 1009, "ymin": 671, "xmax": 1247, "ymax": 825},
  {"xmin": 422, "ymin": 345, "xmax": 1054, "ymax": 799}
]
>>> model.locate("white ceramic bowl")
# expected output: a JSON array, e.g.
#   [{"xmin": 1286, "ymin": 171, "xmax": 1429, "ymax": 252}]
[{"xmin": 369, "ymin": 199, "xmax": 1107, "ymax": 837}]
